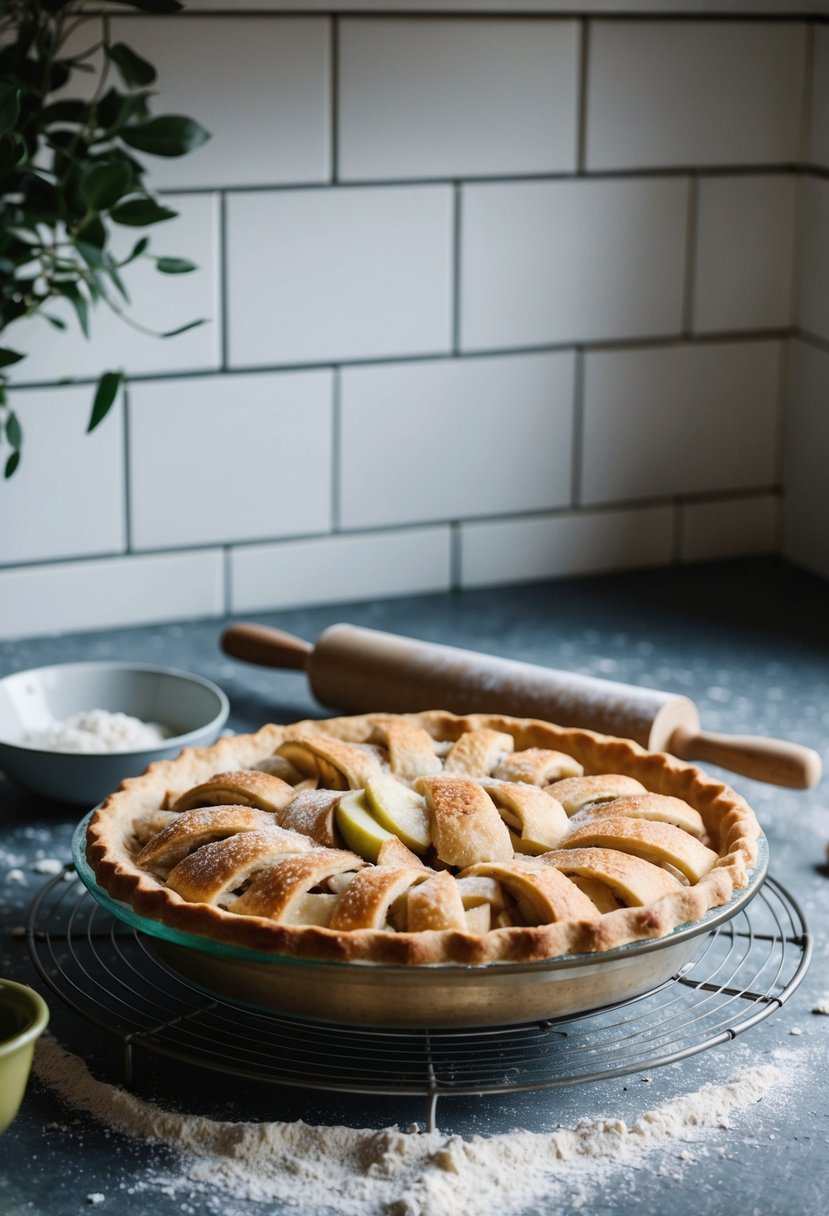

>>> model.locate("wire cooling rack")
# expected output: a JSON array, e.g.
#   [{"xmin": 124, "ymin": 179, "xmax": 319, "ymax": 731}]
[{"xmin": 28, "ymin": 871, "xmax": 811, "ymax": 1131}]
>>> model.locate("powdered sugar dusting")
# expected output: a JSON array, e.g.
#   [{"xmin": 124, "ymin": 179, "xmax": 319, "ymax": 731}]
[{"xmin": 33, "ymin": 1038, "xmax": 783, "ymax": 1216}]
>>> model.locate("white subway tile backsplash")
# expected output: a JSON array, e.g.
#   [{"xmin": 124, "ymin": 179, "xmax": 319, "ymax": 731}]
[
  {"xmin": 581, "ymin": 342, "xmax": 781, "ymax": 505},
  {"xmin": 693, "ymin": 175, "xmax": 797, "ymax": 333},
  {"xmin": 230, "ymin": 526, "xmax": 452, "ymax": 613},
  {"xmin": 799, "ymin": 177, "xmax": 829, "ymax": 344},
  {"xmin": 14, "ymin": 195, "xmax": 220, "ymax": 383},
  {"xmin": 3, "ymin": 11, "xmax": 826, "ymax": 640},
  {"xmin": 226, "ymin": 187, "xmax": 453, "ymax": 367},
  {"xmin": 128, "ymin": 371, "xmax": 333, "ymax": 551},
  {"xmin": 460, "ymin": 505, "xmax": 674, "ymax": 588},
  {"xmin": 0, "ymin": 550, "xmax": 224, "ymax": 640},
  {"xmin": 460, "ymin": 178, "xmax": 687, "ymax": 351},
  {"xmin": 680, "ymin": 495, "xmax": 779, "ymax": 562},
  {"xmin": 338, "ymin": 18, "xmax": 578, "ymax": 180},
  {"xmin": 338, "ymin": 352, "xmax": 575, "ymax": 530},
  {"xmin": 810, "ymin": 26, "xmax": 829, "ymax": 170},
  {"xmin": 109, "ymin": 17, "xmax": 330, "ymax": 190},
  {"xmin": 0, "ymin": 387, "xmax": 124, "ymax": 567},
  {"xmin": 586, "ymin": 21, "xmax": 807, "ymax": 170},
  {"xmin": 784, "ymin": 341, "xmax": 829, "ymax": 580}
]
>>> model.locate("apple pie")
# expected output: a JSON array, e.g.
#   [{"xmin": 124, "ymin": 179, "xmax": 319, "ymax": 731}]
[{"xmin": 86, "ymin": 711, "xmax": 762, "ymax": 965}]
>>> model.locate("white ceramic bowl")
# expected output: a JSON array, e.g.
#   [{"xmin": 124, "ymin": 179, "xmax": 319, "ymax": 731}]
[{"xmin": 0, "ymin": 662, "xmax": 229, "ymax": 805}]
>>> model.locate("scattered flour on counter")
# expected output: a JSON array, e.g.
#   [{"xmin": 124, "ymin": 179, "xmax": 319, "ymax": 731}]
[
  {"xmin": 812, "ymin": 996, "xmax": 829, "ymax": 1015},
  {"xmin": 31, "ymin": 858, "xmax": 65, "ymax": 876},
  {"xmin": 33, "ymin": 1038, "xmax": 784, "ymax": 1216},
  {"xmin": 24, "ymin": 709, "xmax": 168, "ymax": 753}
]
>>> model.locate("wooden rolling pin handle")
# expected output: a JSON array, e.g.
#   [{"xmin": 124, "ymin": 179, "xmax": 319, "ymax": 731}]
[
  {"xmin": 218, "ymin": 621, "xmax": 823, "ymax": 791},
  {"xmin": 669, "ymin": 726, "xmax": 822, "ymax": 790},
  {"xmin": 220, "ymin": 623, "xmax": 311, "ymax": 672}
]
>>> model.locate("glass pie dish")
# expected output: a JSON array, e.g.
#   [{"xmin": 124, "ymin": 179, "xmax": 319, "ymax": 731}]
[{"xmin": 72, "ymin": 811, "xmax": 768, "ymax": 1029}]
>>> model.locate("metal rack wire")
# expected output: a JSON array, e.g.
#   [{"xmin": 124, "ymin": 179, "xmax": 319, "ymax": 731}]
[{"xmin": 28, "ymin": 871, "xmax": 811, "ymax": 1131}]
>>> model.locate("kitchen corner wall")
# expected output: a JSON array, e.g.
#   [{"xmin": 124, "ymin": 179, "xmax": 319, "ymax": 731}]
[
  {"xmin": 0, "ymin": 9, "xmax": 824, "ymax": 638},
  {"xmin": 786, "ymin": 23, "xmax": 829, "ymax": 581}
]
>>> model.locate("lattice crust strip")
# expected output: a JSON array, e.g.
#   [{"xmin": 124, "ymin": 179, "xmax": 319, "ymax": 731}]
[{"xmin": 88, "ymin": 711, "xmax": 762, "ymax": 965}]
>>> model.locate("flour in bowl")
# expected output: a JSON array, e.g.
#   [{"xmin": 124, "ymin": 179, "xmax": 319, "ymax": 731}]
[{"xmin": 25, "ymin": 709, "xmax": 169, "ymax": 753}]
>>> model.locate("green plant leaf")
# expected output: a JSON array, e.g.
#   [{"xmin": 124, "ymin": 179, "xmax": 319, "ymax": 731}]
[
  {"xmin": 107, "ymin": 43, "xmax": 157, "ymax": 88},
  {"xmin": 40, "ymin": 99, "xmax": 90, "ymax": 126},
  {"xmin": 98, "ymin": 88, "xmax": 151, "ymax": 136},
  {"xmin": 108, "ymin": 263, "xmax": 130, "ymax": 303},
  {"xmin": 85, "ymin": 272, "xmax": 103, "ymax": 305},
  {"xmin": 81, "ymin": 162, "xmax": 133, "ymax": 211},
  {"xmin": 5, "ymin": 411, "xmax": 22, "ymax": 451},
  {"xmin": 20, "ymin": 175, "xmax": 60, "ymax": 223},
  {"xmin": 57, "ymin": 284, "xmax": 90, "ymax": 338},
  {"xmin": 43, "ymin": 314, "xmax": 68, "ymax": 330},
  {"xmin": 0, "ymin": 85, "xmax": 21, "ymax": 135},
  {"xmin": 76, "ymin": 240, "xmax": 105, "ymax": 270},
  {"xmin": 88, "ymin": 371, "xmax": 123, "ymax": 432},
  {"xmin": 0, "ymin": 232, "xmax": 35, "ymax": 261},
  {"xmin": 0, "ymin": 348, "xmax": 24, "ymax": 369},
  {"xmin": 122, "ymin": 115, "xmax": 210, "ymax": 158},
  {"xmin": 110, "ymin": 197, "xmax": 177, "ymax": 226},
  {"xmin": 49, "ymin": 62, "xmax": 71, "ymax": 93},
  {"xmin": 46, "ymin": 128, "xmax": 84, "ymax": 152},
  {"xmin": 121, "ymin": 236, "xmax": 149, "ymax": 265},
  {"xmin": 0, "ymin": 131, "xmax": 25, "ymax": 173},
  {"xmin": 155, "ymin": 256, "xmax": 196, "ymax": 274},
  {"xmin": 161, "ymin": 319, "xmax": 205, "ymax": 338},
  {"xmin": 4, "ymin": 449, "xmax": 20, "ymax": 479},
  {"xmin": 0, "ymin": 299, "xmax": 27, "ymax": 327},
  {"xmin": 76, "ymin": 214, "xmax": 107, "ymax": 249}
]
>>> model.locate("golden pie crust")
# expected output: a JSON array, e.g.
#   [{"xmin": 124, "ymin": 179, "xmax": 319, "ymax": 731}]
[{"xmin": 86, "ymin": 710, "xmax": 761, "ymax": 966}]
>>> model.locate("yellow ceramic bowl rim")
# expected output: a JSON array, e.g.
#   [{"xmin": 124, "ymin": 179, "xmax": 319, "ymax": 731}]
[{"xmin": 0, "ymin": 979, "xmax": 49, "ymax": 1058}]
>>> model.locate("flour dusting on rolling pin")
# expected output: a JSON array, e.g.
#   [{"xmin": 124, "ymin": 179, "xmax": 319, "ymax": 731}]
[{"xmin": 221, "ymin": 622, "xmax": 821, "ymax": 790}]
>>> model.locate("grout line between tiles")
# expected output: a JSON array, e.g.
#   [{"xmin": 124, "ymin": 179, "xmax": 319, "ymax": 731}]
[
  {"xmin": 222, "ymin": 546, "xmax": 232, "ymax": 616},
  {"xmin": 450, "ymin": 523, "xmax": 462, "ymax": 591},
  {"xmin": 159, "ymin": 164, "xmax": 804, "ymax": 197},
  {"xmin": 452, "ymin": 184, "xmax": 462, "ymax": 355},
  {"xmin": 576, "ymin": 16, "xmax": 590, "ymax": 174},
  {"xmin": 330, "ymin": 15, "xmax": 340, "ymax": 183},
  {"xmin": 122, "ymin": 384, "xmax": 133, "ymax": 554},
  {"xmin": 331, "ymin": 367, "xmax": 342, "ymax": 532},
  {"xmin": 113, "ymin": 12, "xmax": 822, "ymax": 26},
  {"xmin": 797, "ymin": 326, "xmax": 829, "ymax": 352},
  {"xmin": 571, "ymin": 348, "xmax": 585, "ymax": 507},
  {"xmin": 0, "ymin": 490, "xmax": 784, "ymax": 579},
  {"xmin": 799, "ymin": 21, "xmax": 817, "ymax": 165},
  {"xmin": 10, "ymin": 330, "xmax": 794, "ymax": 394},
  {"xmin": 0, "ymin": 546, "xmax": 227, "ymax": 577},
  {"xmin": 682, "ymin": 175, "xmax": 699, "ymax": 335},
  {"xmin": 218, "ymin": 191, "xmax": 230, "ymax": 370},
  {"xmin": 789, "ymin": 172, "xmax": 808, "ymax": 328},
  {"xmin": 773, "ymin": 338, "xmax": 791, "ymax": 488}
]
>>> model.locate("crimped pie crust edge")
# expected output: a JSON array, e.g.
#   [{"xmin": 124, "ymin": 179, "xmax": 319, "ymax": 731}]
[{"xmin": 86, "ymin": 710, "xmax": 762, "ymax": 966}]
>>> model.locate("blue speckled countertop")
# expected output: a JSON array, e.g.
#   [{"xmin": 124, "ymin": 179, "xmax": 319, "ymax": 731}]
[{"xmin": 1, "ymin": 557, "xmax": 828, "ymax": 1215}]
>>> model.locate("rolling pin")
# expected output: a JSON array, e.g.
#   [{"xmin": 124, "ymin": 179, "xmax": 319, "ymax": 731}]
[{"xmin": 221, "ymin": 622, "xmax": 822, "ymax": 790}]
